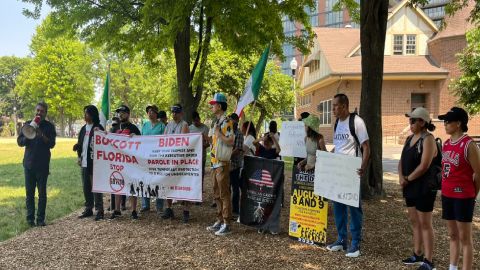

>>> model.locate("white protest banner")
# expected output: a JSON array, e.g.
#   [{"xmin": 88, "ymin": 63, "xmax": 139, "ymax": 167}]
[
  {"xmin": 313, "ymin": 151, "xmax": 361, "ymax": 207},
  {"xmin": 92, "ymin": 132, "xmax": 202, "ymax": 202},
  {"xmin": 279, "ymin": 121, "xmax": 307, "ymax": 158}
]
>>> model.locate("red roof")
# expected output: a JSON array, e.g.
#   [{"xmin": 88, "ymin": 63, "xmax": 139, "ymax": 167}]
[{"xmin": 312, "ymin": 27, "xmax": 448, "ymax": 76}]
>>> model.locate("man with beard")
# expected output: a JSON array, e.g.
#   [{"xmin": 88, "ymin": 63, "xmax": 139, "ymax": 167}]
[{"xmin": 17, "ymin": 101, "xmax": 56, "ymax": 226}]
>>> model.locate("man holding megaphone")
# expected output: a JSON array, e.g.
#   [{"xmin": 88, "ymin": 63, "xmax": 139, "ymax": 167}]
[{"xmin": 17, "ymin": 101, "xmax": 56, "ymax": 227}]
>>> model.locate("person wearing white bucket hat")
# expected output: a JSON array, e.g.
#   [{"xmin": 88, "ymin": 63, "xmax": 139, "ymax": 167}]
[{"xmin": 399, "ymin": 107, "xmax": 439, "ymax": 270}]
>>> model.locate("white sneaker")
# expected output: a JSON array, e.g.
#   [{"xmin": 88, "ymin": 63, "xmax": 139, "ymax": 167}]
[
  {"xmin": 206, "ymin": 221, "xmax": 222, "ymax": 232},
  {"xmin": 214, "ymin": 224, "xmax": 232, "ymax": 236},
  {"xmin": 345, "ymin": 247, "xmax": 360, "ymax": 258}
]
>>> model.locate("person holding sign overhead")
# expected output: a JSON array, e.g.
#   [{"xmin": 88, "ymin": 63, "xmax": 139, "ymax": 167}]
[
  {"xmin": 326, "ymin": 94, "xmax": 370, "ymax": 258},
  {"xmin": 296, "ymin": 115, "xmax": 327, "ymax": 171}
]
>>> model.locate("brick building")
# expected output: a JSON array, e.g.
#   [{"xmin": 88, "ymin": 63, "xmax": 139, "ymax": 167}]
[{"xmin": 296, "ymin": 0, "xmax": 477, "ymax": 144}]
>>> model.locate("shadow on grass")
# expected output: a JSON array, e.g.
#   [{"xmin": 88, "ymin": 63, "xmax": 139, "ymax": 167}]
[{"xmin": 0, "ymin": 157, "xmax": 84, "ymax": 242}]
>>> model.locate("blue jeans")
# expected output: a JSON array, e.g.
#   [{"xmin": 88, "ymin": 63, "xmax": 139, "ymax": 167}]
[
  {"xmin": 141, "ymin": 197, "xmax": 164, "ymax": 212},
  {"xmin": 25, "ymin": 168, "xmax": 48, "ymax": 223},
  {"xmin": 333, "ymin": 201, "xmax": 363, "ymax": 247}
]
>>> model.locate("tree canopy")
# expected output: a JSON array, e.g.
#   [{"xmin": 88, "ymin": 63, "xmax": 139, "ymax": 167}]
[
  {"xmin": 15, "ymin": 16, "xmax": 98, "ymax": 136},
  {"xmin": 0, "ymin": 56, "xmax": 30, "ymax": 118},
  {"xmin": 453, "ymin": 27, "xmax": 480, "ymax": 113},
  {"xmin": 21, "ymin": 0, "xmax": 315, "ymax": 122}
]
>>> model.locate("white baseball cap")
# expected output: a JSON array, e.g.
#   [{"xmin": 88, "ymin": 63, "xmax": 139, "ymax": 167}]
[{"xmin": 405, "ymin": 107, "xmax": 431, "ymax": 122}]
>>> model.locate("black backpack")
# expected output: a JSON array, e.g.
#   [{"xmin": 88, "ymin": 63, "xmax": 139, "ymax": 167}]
[
  {"xmin": 418, "ymin": 134, "xmax": 443, "ymax": 190},
  {"xmin": 334, "ymin": 112, "xmax": 362, "ymax": 157}
]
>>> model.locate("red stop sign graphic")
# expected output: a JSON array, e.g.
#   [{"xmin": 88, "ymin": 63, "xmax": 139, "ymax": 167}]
[{"xmin": 109, "ymin": 171, "xmax": 125, "ymax": 192}]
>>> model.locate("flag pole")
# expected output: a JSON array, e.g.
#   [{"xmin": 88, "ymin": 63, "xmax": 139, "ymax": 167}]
[
  {"xmin": 107, "ymin": 63, "xmax": 111, "ymax": 129},
  {"xmin": 245, "ymin": 100, "xmax": 257, "ymax": 138}
]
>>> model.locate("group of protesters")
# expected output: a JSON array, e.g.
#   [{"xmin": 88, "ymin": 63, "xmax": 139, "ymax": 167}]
[
  {"xmin": 69, "ymin": 92, "xmax": 284, "ymax": 236},
  {"xmin": 17, "ymin": 92, "xmax": 479, "ymax": 269}
]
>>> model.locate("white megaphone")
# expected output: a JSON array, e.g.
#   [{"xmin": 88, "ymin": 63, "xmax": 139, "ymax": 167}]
[{"xmin": 21, "ymin": 116, "xmax": 41, "ymax": 139}]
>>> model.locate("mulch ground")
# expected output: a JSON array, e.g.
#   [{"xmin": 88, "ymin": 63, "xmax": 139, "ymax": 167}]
[{"xmin": 0, "ymin": 170, "xmax": 479, "ymax": 270}]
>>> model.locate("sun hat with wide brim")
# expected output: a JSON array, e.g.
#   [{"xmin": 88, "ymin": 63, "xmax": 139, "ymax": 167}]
[{"xmin": 303, "ymin": 115, "xmax": 320, "ymax": 133}]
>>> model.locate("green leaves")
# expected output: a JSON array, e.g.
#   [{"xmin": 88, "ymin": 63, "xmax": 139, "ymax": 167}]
[
  {"xmin": 452, "ymin": 27, "xmax": 480, "ymax": 114},
  {"xmin": 15, "ymin": 17, "xmax": 97, "ymax": 129},
  {"xmin": 0, "ymin": 56, "xmax": 30, "ymax": 117}
]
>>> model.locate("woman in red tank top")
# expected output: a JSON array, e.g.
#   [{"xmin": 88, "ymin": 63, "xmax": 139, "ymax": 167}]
[{"xmin": 439, "ymin": 107, "xmax": 480, "ymax": 270}]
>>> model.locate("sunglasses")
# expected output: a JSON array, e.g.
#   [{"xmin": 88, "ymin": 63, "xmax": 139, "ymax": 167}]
[{"xmin": 409, "ymin": 118, "xmax": 420, "ymax": 125}]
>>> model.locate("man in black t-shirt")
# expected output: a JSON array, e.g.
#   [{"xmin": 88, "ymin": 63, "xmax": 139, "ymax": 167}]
[{"xmin": 109, "ymin": 105, "xmax": 141, "ymax": 220}]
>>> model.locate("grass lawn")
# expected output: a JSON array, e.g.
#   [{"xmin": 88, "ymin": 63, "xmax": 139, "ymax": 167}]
[{"xmin": 0, "ymin": 138, "xmax": 83, "ymax": 242}]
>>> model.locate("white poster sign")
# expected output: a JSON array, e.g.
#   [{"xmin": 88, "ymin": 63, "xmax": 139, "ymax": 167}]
[
  {"xmin": 279, "ymin": 121, "xmax": 307, "ymax": 158},
  {"xmin": 92, "ymin": 132, "xmax": 202, "ymax": 202},
  {"xmin": 313, "ymin": 151, "xmax": 361, "ymax": 207}
]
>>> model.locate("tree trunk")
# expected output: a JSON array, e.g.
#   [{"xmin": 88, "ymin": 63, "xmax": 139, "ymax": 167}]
[
  {"xmin": 174, "ymin": 17, "xmax": 195, "ymax": 124},
  {"xmin": 68, "ymin": 117, "xmax": 73, "ymax": 137},
  {"xmin": 256, "ymin": 107, "xmax": 267, "ymax": 135},
  {"xmin": 359, "ymin": 0, "xmax": 388, "ymax": 198},
  {"xmin": 59, "ymin": 108, "xmax": 66, "ymax": 137}
]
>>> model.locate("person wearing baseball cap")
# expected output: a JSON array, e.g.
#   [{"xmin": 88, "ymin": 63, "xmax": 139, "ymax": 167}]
[
  {"xmin": 115, "ymin": 105, "xmax": 130, "ymax": 114},
  {"xmin": 162, "ymin": 103, "xmax": 190, "ymax": 222},
  {"xmin": 109, "ymin": 104, "xmax": 141, "ymax": 220},
  {"xmin": 438, "ymin": 107, "xmax": 480, "ymax": 270},
  {"xmin": 438, "ymin": 107, "xmax": 469, "ymax": 132},
  {"xmin": 209, "ymin": 93, "xmax": 228, "ymax": 105},
  {"xmin": 399, "ymin": 107, "xmax": 438, "ymax": 269},
  {"xmin": 140, "ymin": 105, "xmax": 165, "ymax": 214},
  {"xmin": 207, "ymin": 92, "xmax": 235, "ymax": 236}
]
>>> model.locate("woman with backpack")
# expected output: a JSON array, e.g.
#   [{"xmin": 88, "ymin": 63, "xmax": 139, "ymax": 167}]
[
  {"xmin": 399, "ymin": 107, "xmax": 439, "ymax": 270},
  {"xmin": 297, "ymin": 115, "xmax": 327, "ymax": 171},
  {"xmin": 439, "ymin": 107, "xmax": 480, "ymax": 270}
]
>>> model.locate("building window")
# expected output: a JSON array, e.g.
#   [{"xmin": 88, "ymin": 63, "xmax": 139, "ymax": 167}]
[
  {"xmin": 411, "ymin": 93, "xmax": 427, "ymax": 110},
  {"xmin": 317, "ymin": 99, "xmax": 332, "ymax": 125},
  {"xmin": 406, "ymin": 35, "xmax": 416, "ymax": 55},
  {"xmin": 393, "ymin": 35, "xmax": 403, "ymax": 55},
  {"xmin": 309, "ymin": 60, "xmax": 320, "ymax": 74},
  {"xmin": 299, "ymin": 94, "xmax": 312, "ymax": 107}
]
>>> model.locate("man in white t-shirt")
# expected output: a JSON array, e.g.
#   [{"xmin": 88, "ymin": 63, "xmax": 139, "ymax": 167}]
[{"xmin": 326, "ymin": 93, "xmax": 370, "ymax": 258}]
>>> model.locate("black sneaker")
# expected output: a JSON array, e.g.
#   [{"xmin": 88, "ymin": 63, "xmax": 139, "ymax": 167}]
[
  {"xmin": 109, "ymin": 210, "xmax": 121, "ymax": 220},
  {"xmin": 183, "ymin": 210, "xmax": 190, "ymax": 223},
  {"xmin": 161, "ymin": 208, "xmax": 174, "ymax": 219},
  {"xmin": 94, "ymin": 212, "xmax": 104, "ymax": 221},
  {"xmin": 78, "ymin": 209, "xmax": 93, "ymax": 219},
  {"xmin": 403, "ymin": 253, "xmax": 424, "ymax": 265},
  {"xmin": 417, "ymin": 259, "xmax": 435, "ymax": 270},
  {"xmin": 131, "ymin": 210, "xmax": 138, "ymax": 220},
  {"xmin": 27, "ymin": 220, "xmax": 35, "ymax": 227},
  {"xmin": 36, "ymin": 220, "xmax": 46, "ymax": 227}
]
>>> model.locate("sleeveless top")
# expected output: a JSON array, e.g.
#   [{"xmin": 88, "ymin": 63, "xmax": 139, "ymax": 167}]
[
  {"xmin": 441, "ymin": 134, "xmax": 475, "ymax": 199},
  {"xmin": 305, "ymin": 137, "xmax": 318, "ymax": 168},
  {"xmin": 401, "ymin": 133, "xmax": 435, "ymax": 199}
]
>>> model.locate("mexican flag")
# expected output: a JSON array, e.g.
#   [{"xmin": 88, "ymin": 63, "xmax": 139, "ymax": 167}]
[
  {"xmin": 235, "ymin": 45, "xmax": 270, "ymax": 116},
  {"xmin": 99, "ymin": 68, "xmax": 110, "ymax": 128}
]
